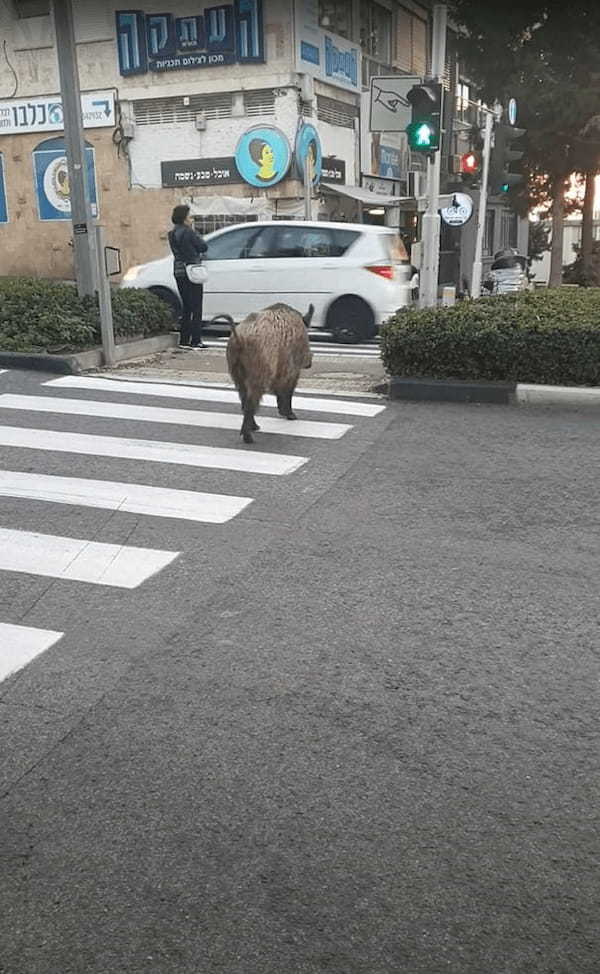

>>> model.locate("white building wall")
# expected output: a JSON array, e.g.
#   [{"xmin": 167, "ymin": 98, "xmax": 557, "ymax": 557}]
[{"xmin": 128, "ymin": 90, "xmax": 301, "ymax": 189}]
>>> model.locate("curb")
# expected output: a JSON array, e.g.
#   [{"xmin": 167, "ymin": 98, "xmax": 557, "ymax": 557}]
[
  {"xmin": 0, "ymin": 333, "xmax": 178, "ymax": 375},
  {"xmin": 389, "ymin": 376, "xmax": 600, "ymax": 406},
  {"xmin": 389, "ymin": 377, "xmax": 514, "ymax": 404}
]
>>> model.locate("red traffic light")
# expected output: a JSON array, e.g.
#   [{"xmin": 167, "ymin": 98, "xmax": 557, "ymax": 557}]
[{"xmin": 460, "ymin": 151, "xmax": 480, "ymax": 175}]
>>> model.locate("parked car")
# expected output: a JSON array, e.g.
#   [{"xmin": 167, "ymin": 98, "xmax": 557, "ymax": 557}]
[{"xmin": 120, "ymin": 220, "xmax": 413, "ymax": 343}]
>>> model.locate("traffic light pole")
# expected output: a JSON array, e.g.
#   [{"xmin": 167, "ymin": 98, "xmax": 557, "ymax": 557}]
[
  {"xmin": 419, "ymin": 4, "xmax": 447, "ymax": 309},
  {"xmin": 51, "ymin": 0, "xmax": 97, "ymax": 297},
  {"xmin": 470, "ymin": 110, "xmax": 493, "ymax": 298}
]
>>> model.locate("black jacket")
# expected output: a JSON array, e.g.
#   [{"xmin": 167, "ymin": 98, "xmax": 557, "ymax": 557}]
[{"xmin": 168, "ymin": 225, "xmax": 207, "ymax": 267}]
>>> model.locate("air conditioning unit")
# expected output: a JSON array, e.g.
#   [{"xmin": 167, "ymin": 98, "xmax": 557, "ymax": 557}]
[{"xmin": 195, "ymin": 112, "xmax": 206, "ymax": 131}]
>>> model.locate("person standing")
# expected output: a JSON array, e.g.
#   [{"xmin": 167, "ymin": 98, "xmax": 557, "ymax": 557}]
[{"xmin": 168, "ymin": 204, "xmax": 208, "ymax": 348}]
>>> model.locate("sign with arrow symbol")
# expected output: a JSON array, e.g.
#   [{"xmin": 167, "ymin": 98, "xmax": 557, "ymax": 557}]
[{"xmin": 369, "ymin": 75, "xmax": 421, "ymax": 133}]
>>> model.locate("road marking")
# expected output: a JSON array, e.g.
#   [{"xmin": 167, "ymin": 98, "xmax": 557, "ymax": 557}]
[
  {"xmin": 0, "ymin": 470, "xmax": 252, "ymax": 523},
  {"xmin": 0, "ymin": 394, "xmax": 352, "ymax": 440},
  {"xmin": 103, "ymin": 373, "xmax": 387, "ymax": 400},
  {"xmin": 45, "ymin": 376, "xmax": 386, "ymax": 417},
  {"xmin": 0, "ymin": 426, "xmax": 307, "ymax": 476},
  {"xmin": 0, "ymin": 528, "xmax": 179, "ymax": 588},
  {"xmin": 202, "ymin": 338, "xmax": 381, "ymax": 356},
  {"xmin": 0, "ymin": 622, "xmax": 64, "ymax": 683}
]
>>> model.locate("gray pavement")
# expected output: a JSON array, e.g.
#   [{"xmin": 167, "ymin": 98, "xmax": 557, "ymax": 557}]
[{"xmin": 0, "ymin": 366, "xmax": 599, "ymax": 973}]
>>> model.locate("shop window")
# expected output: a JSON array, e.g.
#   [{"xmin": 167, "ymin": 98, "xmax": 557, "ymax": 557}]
[
  {"xmin": 361, "ymin": 2, "xmax": 392, "ymax": 65},
  {"xmin": 319, "ymin": 1, "xmax": 352, "ymax": 39},
  {"xmin": 194, "ymin": 214, "xmax": 258, "ymax": 236},
  {"xmin": 0, "ymin": 154, "xmax": 8, "ymax": 224},
  {"xmin": 501, "ymin": 209, "xmax": 518, "ymax": 250}
]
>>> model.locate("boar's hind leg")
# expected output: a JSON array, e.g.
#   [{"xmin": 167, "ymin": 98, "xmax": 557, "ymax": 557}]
[
  {"xmin": 277, "ymin": 388, "xmax": 297, "ymax": 421},
  {"xmin": 240, "ymin": 390, "xmax": 259, "ymax": 431},
  {"xmin": 241, "ymin": 393, "xmax": 260, "ymax": 443}
]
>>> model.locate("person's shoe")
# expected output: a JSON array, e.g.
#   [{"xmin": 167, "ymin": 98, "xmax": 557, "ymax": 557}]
[
  {"xmin": 178, "ymin": 343, "xmax": 193, "ymax": 350},
  {"xmin": 190, "ymin": 341, "xmax": 206, "ymax": 348}
]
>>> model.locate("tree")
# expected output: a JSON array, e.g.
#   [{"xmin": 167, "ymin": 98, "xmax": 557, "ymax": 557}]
[
  {"xmin": 451, "ymin": 2, "xmax": 600, "ymax": 285},
  {"xmin": 528, "ymin": 219, "xmax": 551, "ymax": 263}
]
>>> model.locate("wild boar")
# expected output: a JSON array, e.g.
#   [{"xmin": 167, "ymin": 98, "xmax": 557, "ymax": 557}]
[{"xmin": 215, "ymin": 303, "xmax": 314, "ymax": 443}]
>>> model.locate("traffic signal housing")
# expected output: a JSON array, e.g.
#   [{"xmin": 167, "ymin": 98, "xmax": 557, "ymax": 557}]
[
  {"xmin": 406, "ymin": 83, "xmax": 443, "ymax": 153},
  {"xmin": 489, "ymin": 123, "xmax": 525, "ymax": 194}
]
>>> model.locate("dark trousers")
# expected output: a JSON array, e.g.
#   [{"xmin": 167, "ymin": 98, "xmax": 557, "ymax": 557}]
[{"xmin": 175, "ymin": 276, "xmax": 204, "ymax": 346}]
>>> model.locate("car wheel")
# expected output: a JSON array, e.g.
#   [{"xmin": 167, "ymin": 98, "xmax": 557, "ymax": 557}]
[
  {"xmin": 148, "ymin": 286, "xmax": 181, "ymax": 323},
  {"xmin": 326, "ymin": 296, "xmax": 374, "ymax": 344}
]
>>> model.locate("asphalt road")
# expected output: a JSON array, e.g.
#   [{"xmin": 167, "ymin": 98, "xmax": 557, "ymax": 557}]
[{"xmin": 0, "ymin": 366, "xmax": 598, "ymax": 974}]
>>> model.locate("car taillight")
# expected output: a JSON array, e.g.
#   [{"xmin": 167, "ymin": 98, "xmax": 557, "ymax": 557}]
[{"xmin": 365, "ymin": 264, "xmax": 394, "ymax": 280}]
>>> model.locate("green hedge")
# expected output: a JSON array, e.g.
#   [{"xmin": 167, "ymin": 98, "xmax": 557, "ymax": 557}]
[
  {"xmin": 380, "ymin": 289, "xmax": 600, "ymax": 386},
  {"xmin": 0, "ymin": 277, "xmax": 174, "ymax": 353}
]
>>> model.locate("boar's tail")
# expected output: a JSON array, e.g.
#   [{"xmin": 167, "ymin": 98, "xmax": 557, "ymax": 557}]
[{"xmin": 211, "ymin": 313, "xmax": 236, "ymax": 331}]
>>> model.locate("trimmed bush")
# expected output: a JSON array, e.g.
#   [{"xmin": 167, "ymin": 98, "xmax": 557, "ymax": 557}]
[
  {"xmin": 0, "ymin": 277, "xmax": 174, "ymax": 353},
  {"xmin": 380, "ymin": 289, "xmax": 600, "ymax": 387}
]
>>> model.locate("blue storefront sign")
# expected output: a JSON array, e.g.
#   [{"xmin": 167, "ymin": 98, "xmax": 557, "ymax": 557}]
[
  {"xmin": 294, "ymin": 123, "xmax": 322, "ymax": 186},
  {"xmin": 0, "ymin": 155, "xmax": 8, "ymax": 223},
  {"xmin": 235, "ymin": 125, "xmax": 291, "ymax": 189},
  {"xmin": 33, "ymin": 138, "xmax": 98, "ymax": 222},
  {"xmin": 116, "ymin": 2, "xmax": 264, "ymax": 76},
  {"xmin": 379, "ymin": 144, "xmax": 401, "ymax": 180},
  {"xmin": 294, "ymin": 0, "xmax": 360, "ymax": 93}
]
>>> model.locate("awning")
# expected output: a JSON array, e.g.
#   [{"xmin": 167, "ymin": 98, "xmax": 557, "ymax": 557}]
[{"xmin": 321, "ymin": 184, "xmax": 413, "ymax": 207}]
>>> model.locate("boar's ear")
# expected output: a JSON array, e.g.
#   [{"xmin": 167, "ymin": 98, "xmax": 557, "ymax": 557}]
[{"xmin": 303, "ymin": 303, "xmax": 315, "ymax": 328}]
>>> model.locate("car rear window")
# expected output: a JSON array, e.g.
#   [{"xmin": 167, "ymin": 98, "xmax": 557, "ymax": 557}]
[{"xmin": 384, "ymin": 233, "xmax": 409, "ymax": 262}]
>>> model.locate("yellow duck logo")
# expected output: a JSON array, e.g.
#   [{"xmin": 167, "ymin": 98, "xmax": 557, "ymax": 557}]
[{"xmin": 249, "ymin": 140, "xmax": 277, "ymax": 181}]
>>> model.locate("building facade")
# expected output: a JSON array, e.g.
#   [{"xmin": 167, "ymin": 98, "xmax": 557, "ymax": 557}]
[{"xmin": 0, "ymin": 0, "xmax": 525, "ymax": 291}]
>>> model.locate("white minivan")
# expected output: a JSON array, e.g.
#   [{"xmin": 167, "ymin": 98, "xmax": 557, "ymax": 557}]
[{"xmin": 121, "ymin": 219, "xmax": 413, "ymax": 343}]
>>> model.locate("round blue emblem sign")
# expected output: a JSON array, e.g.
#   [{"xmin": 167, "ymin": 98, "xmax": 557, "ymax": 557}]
[
  {"xmin": 234, "ymin": 125, "xmax": 291, "ymax": 188},
  {"xmin": 294, "ymin": 124, "xmax": 322, "ymax": 186}
]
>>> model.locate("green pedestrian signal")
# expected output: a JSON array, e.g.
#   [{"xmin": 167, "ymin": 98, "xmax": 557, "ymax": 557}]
[
  {"xmin": 406, "ymin": 119, "xmax": 439, "ymax": 151},
  {"xmin": 405, "ymin": 83, "xmax": 443, "ymax": 154}
]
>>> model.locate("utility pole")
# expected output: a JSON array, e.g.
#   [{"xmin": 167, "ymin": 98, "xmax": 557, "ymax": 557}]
[
  {"xmin": 51, "ymin": 0, "xmax": 97, "ymax": 297},
  {"xmin": 470, "ymin": 110, "xmax": 493, "ymax": 298},
  {"xmin": 419, "ymin": 3, "xmax": 447, "ymax": 308}
]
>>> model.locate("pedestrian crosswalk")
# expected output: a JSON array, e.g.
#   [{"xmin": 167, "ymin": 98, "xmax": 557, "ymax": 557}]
[
  {"xmin": 0, "ymin": 369, "xmax": 387, "ymax": 683},
  {"xmin": 201, "ymin": 335, "xmax": 382, "ymax": 358}
]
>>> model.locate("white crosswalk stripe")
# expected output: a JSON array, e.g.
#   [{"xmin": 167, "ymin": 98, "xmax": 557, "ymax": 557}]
[
  {"xmin": 0, "ymin": 622, "xmax": 64, "ymax": 682},
  {"xmin": 45, "ymin": 376, "xmax": 386, "ymax": 417},
  {"xmin": 0, "ymin": 373, "xmax": 386, "ymax": 681},
  {"xmin": 201, "ymin": 337, "xmax": 381, "ymax": 356},
  {"xmin": 0, "ymin": 425, "xmax": 307, "ymax": 476},
  {"xmin": 0, "ymin": 470, "xmax": 252, "ymax": 523},
  {"xmin": 0, "ymin": 527, "xmax": 179, "ymax": 588},
  {"xmin": 0, "ymin": 394, "xmax": 352, "ymax": 440}
]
